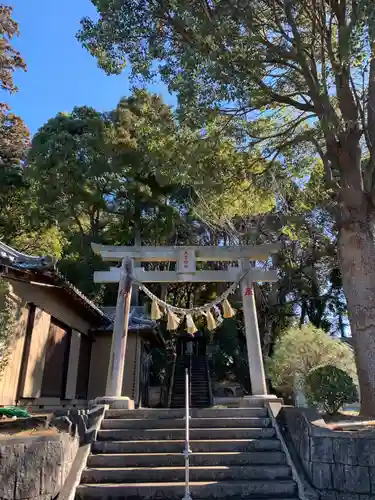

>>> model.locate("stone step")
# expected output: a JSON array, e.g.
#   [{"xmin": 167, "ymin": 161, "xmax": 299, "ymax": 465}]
[
  {"xmin": 97, "ymin": 427, "xmax": 276, "ymax": 441},
  {"xmin": 101, "ymin": 418, "xmax": 271, "ymax": 430},
  {"xmin": 173, "ymin": 394, "xmax": 209, "ymax": 398},
  {"xmin": 88, "ymin": 451, "xmax": 287, "ymax": 468},
  {"xmin": 170, "ymin": 401, "xmax": 209, "ymax": 404},
  {"xmin": 175, "ymin": 369, "xmax": 206, "ymax": 372},
  {"xmin": 81, "ymin": 465, "xmax": 292, "ymax": 483},
  {"xmin": 92, "ymin": 438, "xmax": 281, "ymax": 454},
  {"xmin": 178, "ymin": 391, "xmax": 208, "ymax": 395},
  {"xmin": 174, "ymin": 384, "xmax": 207, "ymax": 388},
  {"xmin": 171, "ymin": 404, "xmax": 210, "ymax": 409},
  {"xmin": 76, "ymin": 480, "xmax": 297, "ymax": 499},
  {"xmin": 175, "ymin": 377, "xmax": 206, "ymax": 381},
  {"xmin": 172, "ymin": 396, "xmax": 208, "ymax": 400},
  {"xmin": 171, "ymin": 399, "xmax": 209, "ymax": 402},
  {"xmin": 104, "ymin": 408, "xmax": 267, "ymax": 419},
  {"xmin": 174, "ymin": 388, "xmax": 207, "ymax": 392},
  {"xmin": 170, "ymin": 403, "xmax": 210, "ymax": 407},
  {"xmin": 174, "ymin": 383, "xmax": 207, "ymax": 387}
]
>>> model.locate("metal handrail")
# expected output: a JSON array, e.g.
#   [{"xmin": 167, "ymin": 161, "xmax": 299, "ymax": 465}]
[
  {"xmin": 182, "ymin": 366, "xmax": 192, "ymax": 500},
  {"xmin": 167, "ymin": 354, "xmax": 177, "ymax": 408},
  {"xmin": 205, "ymin": 355, "xmax": 213, "ymax": 407}
]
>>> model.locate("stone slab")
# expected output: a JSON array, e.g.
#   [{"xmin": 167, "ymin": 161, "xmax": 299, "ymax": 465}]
[
  {"xmin": 332, "ymin": 465, "xmax": 370, "ymax": 494},
  {"xmin": 0, "ymin": 433, "xmax": 79, "ymax": 500},
  {"xmin": 311, "ymin": 462, "xmax": 333, "ymax": 489},
  {"xmin": 91, "ymin": 396, "xmax": 134, "ymax": 409},
  {"xmin": 240, "ymin": 395, "xmax": 282, "ymax": 407},
  {"xmin": 311, "ymin": 437, "xmax": 334, "ymax": 464},
  {"xmin": 333, "ymin": 438, "xmax": 359, "ymax": 465}
]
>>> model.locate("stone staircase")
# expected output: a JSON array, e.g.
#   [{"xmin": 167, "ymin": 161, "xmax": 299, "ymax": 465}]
[
  {"xmin": 75, "ymin": 406, "xmax": 300, "ymax": 500},
  {"xmin": 171, "ymin": 355, "xmax": 211, "ymax": 408}
]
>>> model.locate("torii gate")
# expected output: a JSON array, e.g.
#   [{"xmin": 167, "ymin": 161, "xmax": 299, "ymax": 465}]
[{"xmin": 91, "ymin": 242, "xmax": 280, "ymax": 408}]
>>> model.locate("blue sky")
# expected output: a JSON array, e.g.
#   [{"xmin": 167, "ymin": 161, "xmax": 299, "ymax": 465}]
[{"xmin": 7, "ymin": 0, "xmax": 175, "ymax": 135}]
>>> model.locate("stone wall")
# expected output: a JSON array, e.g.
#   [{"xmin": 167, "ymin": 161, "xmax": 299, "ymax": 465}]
[
  {"xmin": 278, "ymin": 406, "xmax": 375, "ymax": 500},
  {"xmin": 0, "ymin": 405, "xmax": 105, "ymax": 500},
  {"xmin": 0, "ymin": 433, "xmax": 79, "ymax": 500}
]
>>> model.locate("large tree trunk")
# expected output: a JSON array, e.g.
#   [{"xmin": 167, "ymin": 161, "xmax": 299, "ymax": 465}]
[{"xmin": 339, "ymin": 199, "xmax": 375, "ymax": 416}]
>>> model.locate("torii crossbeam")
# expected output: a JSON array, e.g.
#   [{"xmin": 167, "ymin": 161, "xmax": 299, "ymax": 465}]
[{"xmin": 92, "ymin": 243, "xmax": 280, "ymax": 408}]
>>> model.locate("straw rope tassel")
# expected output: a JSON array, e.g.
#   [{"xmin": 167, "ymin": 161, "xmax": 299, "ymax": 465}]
[
  {"xmin": 206, "ymin": 310, "xmax": 217, "ymax": 331},
  {"xmin": 167, "ymin": 310, "xmax": 180, "ymax": 331},
  {"xmin": 186, "ymin": 314, "xmax": 197, "ymax": 335},
  {"xmin": 151, "ymin": 299, "xmax": 163, "ymax": 320},
  {"xmin": 222, "ymin": 298, "xmax": 236, "ymax": 318}
]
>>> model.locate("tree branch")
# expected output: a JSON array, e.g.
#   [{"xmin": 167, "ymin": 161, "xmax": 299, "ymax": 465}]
[{"xmin": 256, "ymin": 78, "xmax": 316, "ymax": 112}]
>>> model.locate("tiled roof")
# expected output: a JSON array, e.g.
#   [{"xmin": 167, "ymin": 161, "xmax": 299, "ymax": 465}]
[
  {"xmin": 0, "ymin": 240, "xmax": 56, "ymax": 269},
  {"xmin": 0, "ymin": 240, "xmax": 109, "ymax": 323}
]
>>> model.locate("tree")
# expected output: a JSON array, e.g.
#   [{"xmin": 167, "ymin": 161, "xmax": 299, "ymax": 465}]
[
  {"xmin": 0, "ymin": 5, "xmax": 29, "ymax": 240},
  {"xmin": 28, "ymin": 106, "xmax": 124, "ymax": 240},
  {"xmin": 27, "ymin": 91, "xmax": 274, "ymax": 297},
  {"xmin": 0, "ymin": 4, "xmax": 26, "ymax": 93},
  {"xmin": 267, "ymin": 325, "xmax": 357, "ymax": 399},
  {"xmin": 79, "ymin": 0, "xmax": 375, "ymax": 413},
  {"xmin": 11, "ymin": 227, "xmax": 67, "ymax": 259}
]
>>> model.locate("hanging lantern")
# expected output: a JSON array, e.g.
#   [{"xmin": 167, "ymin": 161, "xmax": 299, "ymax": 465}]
[
  {"xmin": 222, "ymin": 298, "xmax": 236, "ymax": 318},
  {"xmin": 167, "ymin": 310, "xmax": 180, "ymax": 331},
  {"xmin": 206, "ymin": 310, "xmax": 217, "ymax": 331},
  {"xmin": 186, "ymin": 314, "xmax": 197, "ymax": 335},
  {"xmin": 151, "ymin": 300, "xmax": 162, "ymax": 320}
]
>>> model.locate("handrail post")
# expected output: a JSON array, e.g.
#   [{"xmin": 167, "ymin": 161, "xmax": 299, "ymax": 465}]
[{"xmin": 183, "ymin": 368, "xmax": 192, "ymax": 500}]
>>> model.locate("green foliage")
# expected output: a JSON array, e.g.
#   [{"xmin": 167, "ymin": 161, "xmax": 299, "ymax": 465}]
[
  {"xmin": 305, "ymin": 365, "xmax": 358, "ymax": 415},
  {"xmin": 209, "ymin": 312, "xmax": 251, "ymax": 392},
  {"xmin": 77, "ymin": 1, "xmax": 375, "ymax": 154},
  {"xmin": 0, "ymin": 6, "xmax": 29, "ymax": 240},
  {"xmin": 27, "ymin": 106, "xmax": 122, "ymax": 233},
  {"xmin": 76, "ymin": 0, "xmax": 352, "ymax": 337},
  {"xmin": 0, "ymin": 105, "xmax": 29, "ymax": 168},
  {"xmin": 25, "ymin": 91, "xmax": 276, "ymax": 302},
  {"xmin": 267, "ymin": 325, "xmax": 357, "ymax": 395},
  {"xmin": 11, "ymin": 227, "xmax": 67, "ymax": 259},
  {"xmin": 0, "ymin": 5, "xmax": 26, "ymax": 93},
  {"xmin": 0, "ymin": 278, "xmax": 16, "ymax": 377}
]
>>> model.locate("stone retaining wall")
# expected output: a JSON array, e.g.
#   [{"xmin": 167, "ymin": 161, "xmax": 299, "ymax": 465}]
[
  {"xmin": 0, "ymin": 432, "xmax": 79, "ymax": 500},
  {"xmin": 278, "ymin": 406, "xmax": 375, "ymax": 500},
  {"xmin": 0, "ymin": 405, "xmax": 105, "ymax": 500}
]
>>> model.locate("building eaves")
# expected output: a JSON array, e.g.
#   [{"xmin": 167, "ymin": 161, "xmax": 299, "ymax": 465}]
[{"xmin": 0, "ymin": 241, "xmax": 110, "ymax": 325}]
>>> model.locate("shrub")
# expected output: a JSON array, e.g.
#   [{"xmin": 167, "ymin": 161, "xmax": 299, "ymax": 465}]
[
  {"xmin": 267, "ymin": 325, "xmax": 357, "ymax": 396},
  {"xmin": 305, "ymin": 365, "xmax": 358, "ymax": 415}
]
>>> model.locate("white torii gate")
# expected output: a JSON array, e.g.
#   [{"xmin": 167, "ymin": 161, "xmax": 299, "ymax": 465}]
[{"xmin": 91, "ymin": 242, "xmax": 280, "ymax": 408}]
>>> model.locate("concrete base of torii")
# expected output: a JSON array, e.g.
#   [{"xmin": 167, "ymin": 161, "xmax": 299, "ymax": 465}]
[
  {"xmin": 91, "ymin": 396, "xmax": 134, "ymax": 409},
  {"xmin": 240, "ymin": 395, "xmax": 283, "ymax": 407}
]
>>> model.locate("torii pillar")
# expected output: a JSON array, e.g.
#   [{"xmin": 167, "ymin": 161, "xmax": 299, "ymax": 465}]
[
  {"xmin": 93, "ymin": 257, "xmax": 135, "ymax": 409},
  {"xmin": 240, "ymin": 258, "xmax": 271, "ymax": 405}
]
